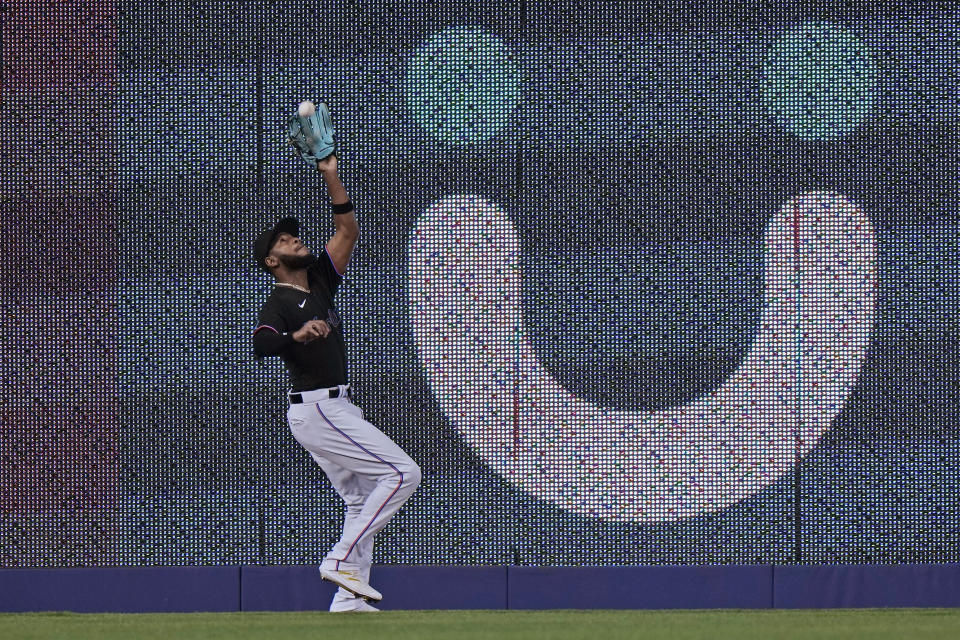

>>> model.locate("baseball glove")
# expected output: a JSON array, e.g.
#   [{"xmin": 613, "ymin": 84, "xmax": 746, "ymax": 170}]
[{"xmin": 287, "ymin": 102, "xmax": 336, "ymax": 165}]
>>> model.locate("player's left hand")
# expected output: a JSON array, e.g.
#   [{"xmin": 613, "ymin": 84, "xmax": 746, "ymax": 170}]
[
  {"xmin": 303, "ymin": 319, "xmax": 331, "ymax": 340},
  {"xmin": 295, "ymin": 319, "xmax": 332, "ymax": 344},
  {"xmin": 316, "ymin": 154, "xmax": 338, "ymax": 175},
  {"xmin": 313, "ymin": 319, "xmax": 331, "ymax": 338}
]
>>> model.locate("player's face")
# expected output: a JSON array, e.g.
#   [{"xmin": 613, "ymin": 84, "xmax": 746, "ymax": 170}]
[
  {"xmin": 269, "ymin": 232, "xmax": 314, "ymax": 270},
  {"xmin": 272, "ymin": 232, "xmax": 310, "ymax": 256}
]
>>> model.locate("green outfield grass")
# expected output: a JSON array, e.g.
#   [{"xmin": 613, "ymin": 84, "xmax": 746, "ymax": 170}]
[{"xmin": 1, "ymin": 609, "xmax": 958, "ymax": 640}]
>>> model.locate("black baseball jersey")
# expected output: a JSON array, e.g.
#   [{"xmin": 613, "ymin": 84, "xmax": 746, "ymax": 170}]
[{"xmin": 252, "ymin": 249, "xmax": 348, "ymax": 391}]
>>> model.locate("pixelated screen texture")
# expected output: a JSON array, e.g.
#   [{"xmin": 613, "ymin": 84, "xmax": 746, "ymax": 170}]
[{"xmin": 1, "ymin": 0, "xmax": 958, "ymax": 567}]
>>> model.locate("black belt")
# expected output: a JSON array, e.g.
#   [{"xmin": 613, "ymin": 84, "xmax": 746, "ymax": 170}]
[{"xmin": 288, "ymin": 385, "xmax": 351, "ymax": 404}]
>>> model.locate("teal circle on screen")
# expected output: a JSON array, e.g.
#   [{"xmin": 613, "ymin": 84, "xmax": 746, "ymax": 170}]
[
  {"xmin": 762, "ymin": 21, "xmax": 879, "ymax": 140},
  {"xmin": 405, "ymin": 26, "xmax": 520, "ymax": 144}
]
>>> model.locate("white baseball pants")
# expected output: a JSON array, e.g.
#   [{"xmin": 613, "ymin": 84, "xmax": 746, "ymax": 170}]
[{"xmin": 286, "ymin": 387, "xmax": 421, "ymax": 607}]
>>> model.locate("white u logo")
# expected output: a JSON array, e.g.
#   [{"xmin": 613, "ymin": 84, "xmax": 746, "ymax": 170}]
[{"xmin": 409, "ymin": 192, "xmax": 876, "ymax": 522}]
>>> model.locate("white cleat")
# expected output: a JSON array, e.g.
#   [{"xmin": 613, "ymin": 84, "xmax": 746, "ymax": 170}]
[
  {"xmin": 320, "ymin": 568, "xmax": 383, "ymax": 602},
  {"xmin": 330, "ymin": 598, "xmax": 380, "ymax": 613}
]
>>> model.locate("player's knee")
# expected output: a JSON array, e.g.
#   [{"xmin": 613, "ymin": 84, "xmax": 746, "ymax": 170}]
[{"xmin": 402, "ymin": 460, "xmax": 421, "ymax": 490}]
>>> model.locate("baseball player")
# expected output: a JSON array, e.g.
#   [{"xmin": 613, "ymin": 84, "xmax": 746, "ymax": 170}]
[{"xmin": 252, "ymin": 109, "xmax": 420, "ymax": 612}]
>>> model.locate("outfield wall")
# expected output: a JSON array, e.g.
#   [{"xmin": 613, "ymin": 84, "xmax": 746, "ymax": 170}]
[
  {"xmin": 3, "ymin": 0, "xmax": 960, "ymax": 605},
  {"xmin": 1, "ymin": 565, "xmax": 959, "ymax": 612}
]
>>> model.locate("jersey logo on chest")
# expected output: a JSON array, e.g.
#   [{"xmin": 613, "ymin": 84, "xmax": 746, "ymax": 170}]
[{"xmin": 326, "ymin": 308, "xmax": 341, "ymax": 328}]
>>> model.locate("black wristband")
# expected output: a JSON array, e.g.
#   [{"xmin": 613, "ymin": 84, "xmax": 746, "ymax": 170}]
[{"xmin": 332, "ymin": 200, "xmax": 354, "ymax": 215}]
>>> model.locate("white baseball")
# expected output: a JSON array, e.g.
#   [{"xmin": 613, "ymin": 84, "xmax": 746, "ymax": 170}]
[{"xmin": 298, "ymin": 100, "xmax": 316, "ymax": 118}]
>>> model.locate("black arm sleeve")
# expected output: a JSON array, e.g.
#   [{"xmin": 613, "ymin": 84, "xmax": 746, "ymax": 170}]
[
  {"xmin": 252, "ymin": 304, "xmax": 294, "ymax": 359},
  {"xmin": 253, "ymin": 327, "xmax": 295, "ymax": 358}
]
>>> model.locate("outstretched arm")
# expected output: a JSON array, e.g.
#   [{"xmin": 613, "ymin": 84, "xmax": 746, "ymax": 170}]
[{"xmin": 318, "ymin": 155, "xmax": 359, "ymax": 275}]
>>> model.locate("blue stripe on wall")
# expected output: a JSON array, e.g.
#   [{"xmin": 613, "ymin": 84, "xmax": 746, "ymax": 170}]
[{"xmin": 1, "ymin": 565, "xmax": 958, "ymax": 612}]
